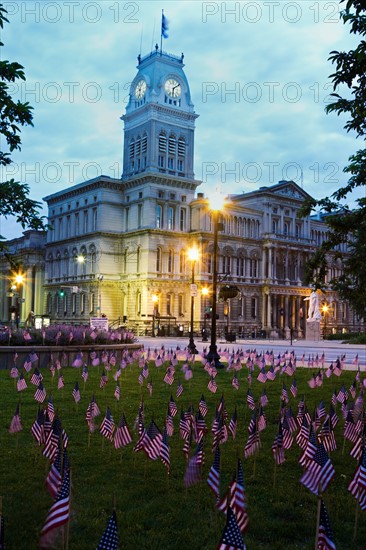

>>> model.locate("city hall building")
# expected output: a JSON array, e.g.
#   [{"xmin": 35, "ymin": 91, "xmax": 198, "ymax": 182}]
[{"xmin": 0, "ymin": 48, "xmax": 358, "ymax": 339}]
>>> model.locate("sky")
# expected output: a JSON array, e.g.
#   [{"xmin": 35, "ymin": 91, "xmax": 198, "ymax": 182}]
[{"xmin": 0, "ymin": 0, "xmax": 361, "ymax": 240}]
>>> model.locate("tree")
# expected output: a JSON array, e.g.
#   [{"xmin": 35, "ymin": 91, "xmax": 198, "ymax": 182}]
[
  {"xmin": 0, "ymin": 4, "xmax": 47, "ymax": 245},
  {"xmin": 301, "ymin": 0, "xmax": 366, "ymax": 321}
]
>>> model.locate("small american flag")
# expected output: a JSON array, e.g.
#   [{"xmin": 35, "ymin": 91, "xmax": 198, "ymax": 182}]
[
  {"xmin": 17, "ymin": 374, "xmax": 27, "ymax": 392},
  {"xmin": 199, "ymin": 394, "xmax": 208, "ymax": 417},
  {"xmin": 207, "ymin": 445, "xmax": 220, "ymax": 499},
  {"xmin": 72, "ymin": 382, "xmax": 81, "ymax": 403},
  {"xmin": 9, "ymin": 404, "xmax": 22, "ymax": 434},
  {"xmin": 228, "ymin": 408, "xmax": 238, "ymax": 439},
  {"xmin": 168, "ymin": 395, "xmax": 178, "ymax": 416},
  {"xmin": 45, "ymin": 447, "xmax": 65, "ymax": 498},
  {"xmin": 257, "ymin": 367, "xmax": 267, "ymax": 384},
  {"xmin": 300, "ymin": 443, "xmax": 335, "ymax": 495},
  {"xmin": 34, "ymin": 382, "xmax": 46, "ymax": 403},
  {"xmin": 114, "ymin": 413, "xmax": 132, "ymax": 449},
  {"xmin": 164, "ymin": 368, "xmax": 174, "ymax": 386},
  {"xmin": 100, "ymin": 371, "xmax": 108, "ymax": 388},
  {"xmin": 114, "ymin": 382, "xmax": 121, "ymax": 401},
  {"xmin": 47, "ymin": 397, "xmax": 55, "ymax": 422},
  {"xmin": 58, "ymin": 374, "xmax": 65, "ymax": 390},
  {"xmin": 348, "ymin": 447, "xmax": 366, "ymax": 509},
  {"xmin": 281, "ymin": 384, "xmax": 289, "ymax": 404},
  {"xmin": 290, "ymin": 378, "xmax": 298, "ymax": 398},
  {"xmin": 232, "ymin": 373, "xmax": 240, "ymax": 390},
  {"xmin": 39, "ymin": 470, "xmax": 70, "ymax": 547},
  {"xmin": 317, "ymin": 499, "xmax": 336, "ymax": 550},
  {"xmin": 31, "ymin": 408, "xmax": 44, "ymax": 445},
  {"xmin": 184, "ymin": 438, "xmax": 204, "ymax": 487},
  {"xmin": 176, "ymin": 381, "xmax": 183, "ymax": 398},
  {"xmin": 30, "ymin": 367, "xmax": 43, "ymax": 386},
  {"xmin": 260, "ymin": 389, "xmax": 268, "ymax": 407},
  {"xmin": 10, "ymin": 366, "xmax": 19, "ymax": 378},
  {"xmin": 208, "ymin": 376, "xmax": 217, "ymax": 394},
  {"xmin": 217, "ymin": 506, "xmax": 246, "ymax": 550},
  {"xmin": 160, "ymin": 426, "xmax": 170, "ymax": 473},
  {"xmin": 96, "ymin": 510, "xmax": 119, "ymax": 550},
  {"xmin": 246, "ymin": 389, "xmax": 255, "ymax": 411},
  {"xmin": 244, "ymin": 420, "xmax": 260, "ymax": 459},
  {"xmin": 100, "ymin": 407, "xmax": 115, "ymax": 441}
]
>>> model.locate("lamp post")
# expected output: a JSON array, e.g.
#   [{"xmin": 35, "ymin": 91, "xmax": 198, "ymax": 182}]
[
  {"xmin": 11, "ymin": 272, "xmax": 24, "ymax": 326},
  {"xmin": 187, "ymin": 246, "xmax": 199, "ymax": 354},
  {"xmin": 152, "ymin": 294, "xmax": 159, "ymax": 337},
  {"xmin": 206, "ymin": 193, "xmax": 225, "ymax": 367},
  {"xmin": 322, "ymin": 303, "xmax": 329, "ymax": 339},
  {"xmin": 201, "ymin": 286, "xmax": 209, "ymax": 342}
]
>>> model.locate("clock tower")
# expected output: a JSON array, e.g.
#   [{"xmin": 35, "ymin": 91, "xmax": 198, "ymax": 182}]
[{"xmin": 121, "ymin": 46, "xmax": 198, "ymax": 181}]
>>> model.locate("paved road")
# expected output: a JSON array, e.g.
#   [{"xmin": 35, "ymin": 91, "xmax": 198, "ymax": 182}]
[{"xmin": 136, "ymin": 335, "xmax": 366, "ymax": 369}]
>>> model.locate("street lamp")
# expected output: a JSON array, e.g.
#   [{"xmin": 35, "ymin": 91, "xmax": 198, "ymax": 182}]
[
  {"xmin": 152, "ymin": 294, "xmax": 159, "ymax": 337},
  {"xmin": 187, "ymin": 245, "xmax": 199, "ymax": 354},
  {"xmin": 206, "ymin": 191, "xmax": 226, "ymax": 368},
  {"xmin": 322, "ymin": 303, "xmax": 329, "ymax": 339},
  {"xmin": 201, "ymin": 286, "xmax": 209, "ymax": 342}
]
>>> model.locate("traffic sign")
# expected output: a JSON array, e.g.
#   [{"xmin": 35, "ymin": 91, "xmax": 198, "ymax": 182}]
[{"xmin": 190, "ymin": 284, "xmax": 198, "ymax": 297}]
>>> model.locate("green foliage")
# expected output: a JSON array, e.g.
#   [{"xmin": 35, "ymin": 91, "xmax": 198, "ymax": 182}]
[
  {"xmin": 0, "ymin": 358, "xmax": 365, "ymax": 549},
  {"xmin": 300, "ymin": 1, "xmax": 366, "ymax": 318},
  {"xmin": 0, "ymin": 4, "xmax": 47, "ymax": 243}
]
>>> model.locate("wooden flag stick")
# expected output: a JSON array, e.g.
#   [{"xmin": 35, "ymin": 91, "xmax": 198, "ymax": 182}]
[
  {"xmin": 314, "ymin": 484, "xmax": 322, "ymax": 550},
  {"xmin": 65, "ymin": 468, "xmax": 71, "ymax": 550},
  {"xmin": 353, "ymin": 488, "xmax": 360, "ymax": 541},
  {"xmin": 273, "ymin": 459, "xmax": 277, "ymax": 489}
]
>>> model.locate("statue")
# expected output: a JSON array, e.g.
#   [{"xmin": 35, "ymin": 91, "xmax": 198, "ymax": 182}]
[{"xmin": 304, "ymin": 291, "xmax": 322, "ymax": 321}]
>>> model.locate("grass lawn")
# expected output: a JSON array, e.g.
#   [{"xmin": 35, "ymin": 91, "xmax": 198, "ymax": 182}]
[{"xmin": 0, "ymin": 349, "xmax": 365, "ymax": 549}]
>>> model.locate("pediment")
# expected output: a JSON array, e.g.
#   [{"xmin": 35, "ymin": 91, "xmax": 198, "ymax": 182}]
[{"xmin": 269, "ymin": 181, "xmax": 311, "ymax": 201}]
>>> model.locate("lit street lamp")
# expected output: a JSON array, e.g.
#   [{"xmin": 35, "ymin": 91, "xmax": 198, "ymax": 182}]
[
  {"xmin": 206, "ymin": 191, "xmax": 226, "ymax": 368},
  {"xmin": 322, "ymin": 303, "xmax": 329, "ymax": 339},
  {"xmin": 152, "ymin": 294, "xmax": 159, "ymax": 337},
  {"xmin": 201, "ymin": 286, "xmax": 209, "ymax": 342},
  {"xmin": 187, "ymin": 246, "xmax": 199, "ymax": 354}
]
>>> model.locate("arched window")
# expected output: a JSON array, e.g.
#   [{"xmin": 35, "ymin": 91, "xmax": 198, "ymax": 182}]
[
  {"xmin": 136, "ymin": 292, "xmax": 141, "ymax": 315},
  {"xmin": 168, "ymin": 249, "xmax": 174, "ymax": 273},
  {"xmin": 179, "ymin": 250, "xmax": 185, "ymax": 273},
  {"xmin": 156, "ymin": 248, "xmax": 162, "ymax": 272}
]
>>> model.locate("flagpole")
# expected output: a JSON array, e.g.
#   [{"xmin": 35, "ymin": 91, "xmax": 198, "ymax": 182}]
[{"xmin": 160, "ymin": 10, "xmax": 163, "ymax": 54}]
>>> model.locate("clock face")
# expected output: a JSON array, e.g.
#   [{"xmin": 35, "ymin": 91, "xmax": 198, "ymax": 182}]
[
  {"xmin": 165, "ymin": 78, "xmax": 181, "ymax": 98},
  {"xmin": 135, "ymin": 80, "xmax": 146, "ymax": 99}
]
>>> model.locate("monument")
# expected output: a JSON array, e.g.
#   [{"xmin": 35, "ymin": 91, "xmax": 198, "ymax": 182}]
[{"xmin": 304, "ymin": 290, "xmax": 322, "ymax": 340}]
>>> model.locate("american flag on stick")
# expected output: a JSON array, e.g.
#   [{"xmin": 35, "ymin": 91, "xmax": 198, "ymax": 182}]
[
  {"xmin": 9, "ymin": 404, "xmax": 22, "ymax": 434},
  {"xmin": 96, "ymin": 510, "xmax": 119, "ymax": 550},
  {"xmin": 39, "ymin": 470, "xmax": 70, "ymax": 548},
  {"xmin": 114, "ymin": 413, "xmax": 132, "ymax": 449},
  {"xmin": 100, "ymin": 407, "xmax": 115, "ymax": 441}
]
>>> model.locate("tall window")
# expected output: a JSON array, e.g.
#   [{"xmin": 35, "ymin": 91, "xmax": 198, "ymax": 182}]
[
  {"xmin": 223, "ymin": 255, "xmax": 231, "ymax": 275},
  {"xmin": 156, "ymin": 205, "xmax": 163, "ymax": 228},
  {"xmin": 251, "ymin": 297, "xmax": 257, "ymax": 319},
  {"xmin": 89, "ymin": 293, "xmax": 95, "ymax": 314},
  {"xmin": 92, "ymin": 208, "xmax": 97, "ymax": 231},
  {"xmin": 138, "ymin": 204, "xmax": 143, "ymax": 228},
  {"xmin": 179, "ymin": 250, "xmax": 185, "ymax": 273},
  {"xmin": 167, "ymin": 293, "xmax": 173, "ymax": 315},
  {"xmin": 83, "ymin": 210, "xmax": 88, "ymax": 233},
  {"xmin": 180, "ymin": 208, "xmax": 186, "ymax": 231},
  {"xmin": 156, "ymin": 247, "xmax": 162, "ymax": 272},
  {"xmin": 168, "ymin": 249, "xmax": 174, "ymax": 273},
  {"xmin": 72, "ymin": 293, "xmax": 76, "ymax": 315},
  {"xmin": 80, "ymin": 293, "xmax": 85, "ymax": 314},
  {"xmin": 178, "ymin": 294, "xmax": 184, "ymax": 316},
  {"xmin": 168, "ymin": 207, "xmax": 174, "ymax": 229},
  {"xmin": 236, "ymin": 257, "xmax": 244, "ymax": 277},
  {"xmin": 125, "ymin": 207, "xmax": 129, "ymax": 231},
  {"xmin": 136, "ymin": 246, "xmax": 141, "ymax": 273},
  {"xmin": 75, "ymin": 213, "xmax": 79, "ymax": 235},
  {"xmin": 136, "ymin": 292, "xmax": 141, "ymax": 315}
]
